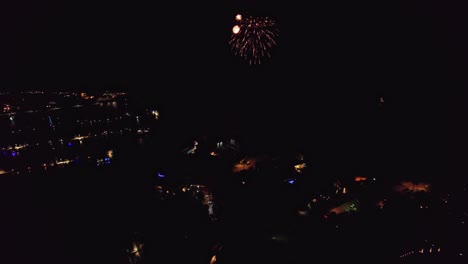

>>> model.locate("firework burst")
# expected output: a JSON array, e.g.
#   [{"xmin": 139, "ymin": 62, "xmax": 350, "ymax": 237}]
[{"xmin": 229, "ymin": 14, "xmax": 279, "ymax": 65}]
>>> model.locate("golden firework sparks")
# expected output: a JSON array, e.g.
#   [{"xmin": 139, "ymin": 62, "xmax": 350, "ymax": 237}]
[{"xmin": 229, "ymin": 14, "xmax": 279, "ymax": 65}]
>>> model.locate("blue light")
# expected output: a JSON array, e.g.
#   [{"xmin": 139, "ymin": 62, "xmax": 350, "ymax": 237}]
[
  {"xmin": 48, "ymin": 116, "xmax": 54, "ymax": 127},
  {"xmin": 287, "ymin": 179, "xmax": 295, "ymax": 184},
  {"xmin": 157, "ymin": 172, "xmax": 166, "ymax": 178},
  {"xmin": 11, "ymin": 151, "xmax": 17, "ymax": 157},
  {"xmin": 67, "ymin": 142, "xmax": 72, "ymax": 147}
]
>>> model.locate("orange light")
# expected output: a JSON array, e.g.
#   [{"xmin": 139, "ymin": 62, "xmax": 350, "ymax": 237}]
[
  {"xmin": 355, "ymin": 176, "xmax": 367, "ymax": 182},
  {"xmin": 232, "ymin": 25, "xmax": 240, "ymax": 34},
  {"xmin": 210, "ymin": 255, "xmax": 217, "ymax": 264}
]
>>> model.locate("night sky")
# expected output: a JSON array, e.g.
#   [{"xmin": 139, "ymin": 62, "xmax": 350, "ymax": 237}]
[{"xmin": 2, "ymin": 1, "xmax": 468, "ymax": 91}]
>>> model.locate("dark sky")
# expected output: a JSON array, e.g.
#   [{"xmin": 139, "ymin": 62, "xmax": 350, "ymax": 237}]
[{"xmin": 2, "ymin": 0, "xmax": 468, "ymax": 93}]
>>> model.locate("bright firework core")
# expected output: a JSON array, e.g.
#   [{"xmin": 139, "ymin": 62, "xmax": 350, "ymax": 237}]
[
  {"xmin": 232, "ymin": 25, "xmax": 241, "ymax": 34},
  {"xmin": 229, "ymin": 14, "xmax": 279, "ymax": 65}
]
